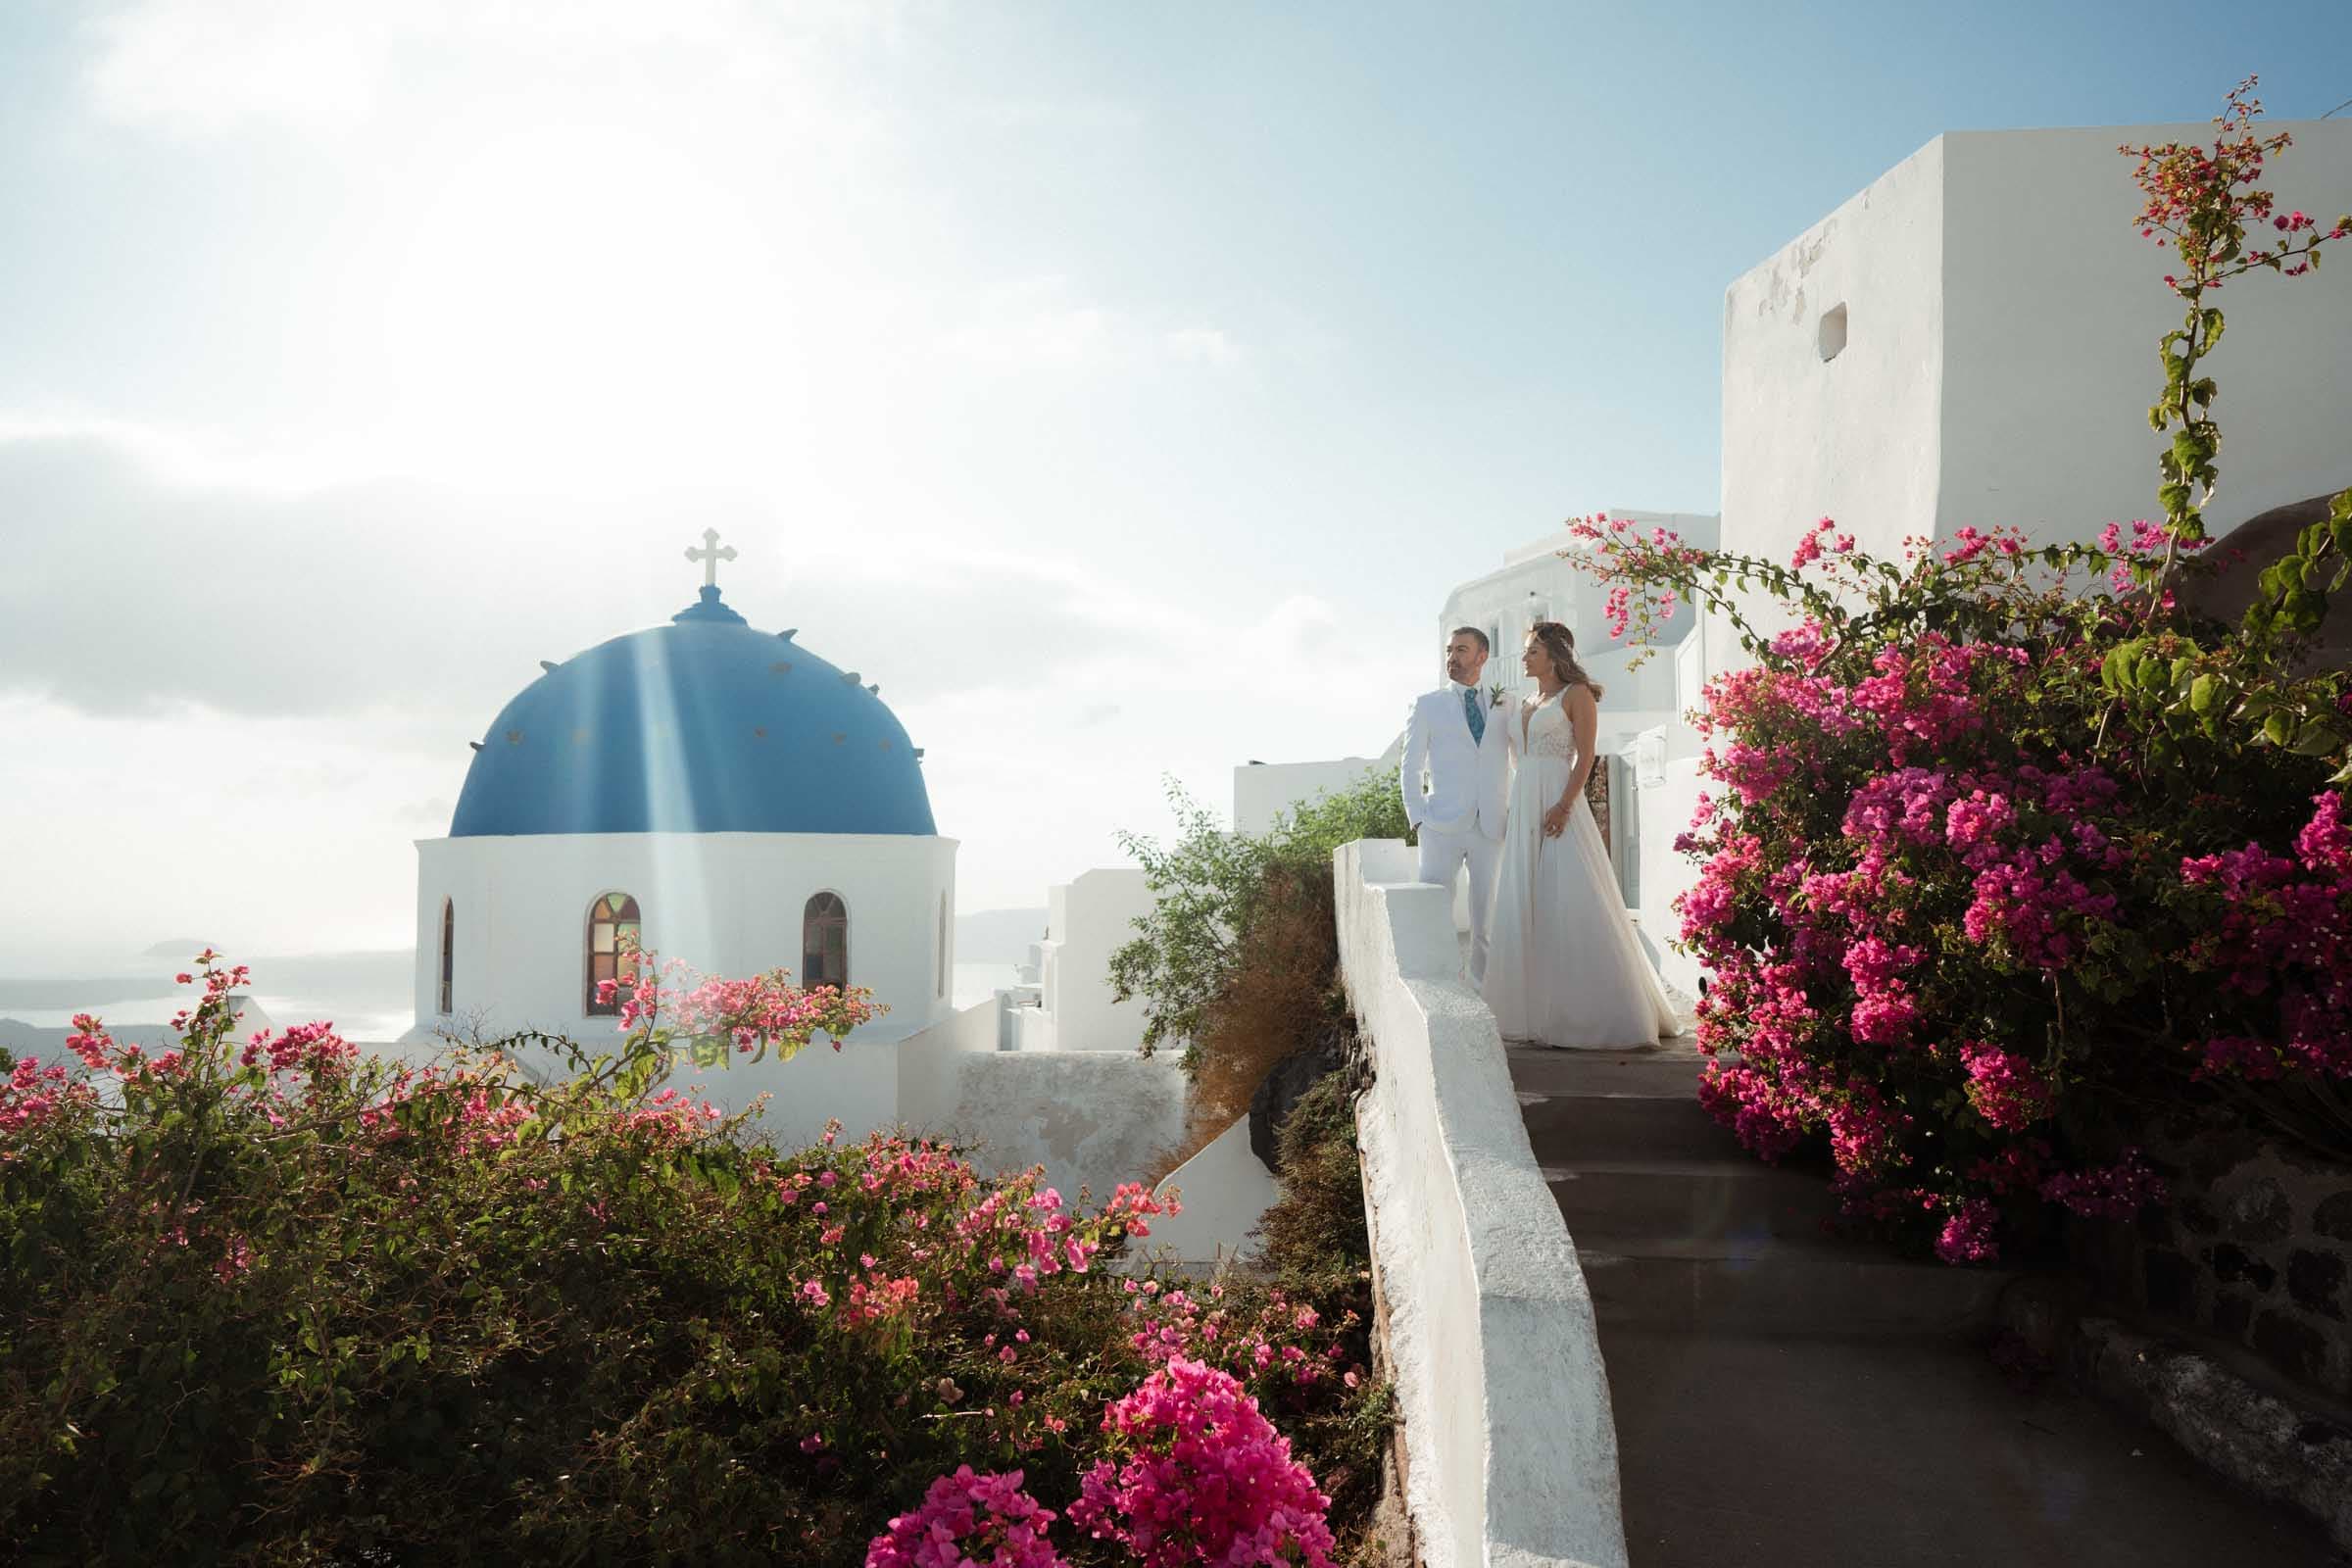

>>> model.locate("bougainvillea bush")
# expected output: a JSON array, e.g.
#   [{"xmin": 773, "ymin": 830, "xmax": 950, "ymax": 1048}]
[
  {"xmin": 0, "ymin": 952, "xmax": 1387, "ymax": 1565},
  {"xmin": 1572, "ymin": 81, "xmax": 2352, "ymax": 1265}
]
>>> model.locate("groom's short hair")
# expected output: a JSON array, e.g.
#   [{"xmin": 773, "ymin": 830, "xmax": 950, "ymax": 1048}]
[{"xmin": 1451, "ymin": 626, "xmax": 1490, "ymax": 655}]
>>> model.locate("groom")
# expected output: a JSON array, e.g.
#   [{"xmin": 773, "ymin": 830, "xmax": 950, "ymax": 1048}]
[{"xmin": 1400, "ymin": 626, "xmax": 1512, "ymax": 982}]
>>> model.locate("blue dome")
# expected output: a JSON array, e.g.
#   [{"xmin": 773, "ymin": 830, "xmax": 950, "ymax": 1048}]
[{"xmin": 449, "ymin": 588, "xmax": 936, "ymax": 838}]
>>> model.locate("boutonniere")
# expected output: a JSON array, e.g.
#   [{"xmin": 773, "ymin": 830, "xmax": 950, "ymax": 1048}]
[{"xmin": 1487, "ymin": 683, "xmax": 1507, "ymax": 710}]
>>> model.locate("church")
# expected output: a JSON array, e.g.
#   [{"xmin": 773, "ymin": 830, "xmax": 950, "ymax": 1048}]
[
  {"xmin": 405, "ymin": 530, "xmax": 959, "ymax": 1148},
  {"xmin": 396, "ymin": 532, "xmax": 1248, "ymax": 1248}
]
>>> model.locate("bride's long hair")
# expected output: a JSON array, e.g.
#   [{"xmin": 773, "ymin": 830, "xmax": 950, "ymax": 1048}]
[{"xmin": 1529, "ymin": 621, "xmax": 1604, "ymax": 701}]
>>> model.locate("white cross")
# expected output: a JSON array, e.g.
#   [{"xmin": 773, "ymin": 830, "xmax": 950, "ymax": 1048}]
[{"xmin": 684, "ymin": 527, "xmax": 737, "ymax": 590}]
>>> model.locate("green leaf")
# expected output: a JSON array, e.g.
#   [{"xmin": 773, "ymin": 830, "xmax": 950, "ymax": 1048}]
[
  {"xmin": 2188, "ymin": 674, "xmax": 2220, "ymax": 713},
  {"xmin": 2291, "ymin": 721, "xmax": 2341, "ymax": 757}
]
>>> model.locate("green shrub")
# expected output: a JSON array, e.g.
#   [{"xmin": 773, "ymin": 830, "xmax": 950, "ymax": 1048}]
[{"xmin": 0, "ymin": 954, "xmax": 1390, "ymax": 1565}]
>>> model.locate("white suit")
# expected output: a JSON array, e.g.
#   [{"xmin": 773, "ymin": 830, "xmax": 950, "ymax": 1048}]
[{"xmin": 1400, "ymin": 681, "xmax": 1513, "ymax": 980}]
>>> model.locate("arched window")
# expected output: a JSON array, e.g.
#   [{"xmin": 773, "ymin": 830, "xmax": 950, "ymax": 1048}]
[
  {"xmin": 586, "ymin": 892, "xmax": 641, "ymax": 1015},
  {"xmin": 804, "ymin": 892, "xmax": 849, "ymax": 991},
  {"xmin": 438, "ymin": 898, "xmax": 455, "ymax": 1015}
]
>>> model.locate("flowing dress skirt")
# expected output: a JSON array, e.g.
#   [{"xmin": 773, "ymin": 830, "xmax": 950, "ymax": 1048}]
[{"xmin": 1482, "ymin": 751, "xmax": 1680, "ymax": 1050}]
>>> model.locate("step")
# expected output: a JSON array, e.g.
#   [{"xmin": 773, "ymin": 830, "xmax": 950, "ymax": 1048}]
[
  {"xmin": 1506, "ymin": 1042, "xmax": 1707, "ymax": 1100},
  {"xmin": 1543, "ymin": 1158, "xmax": 1838, "ymax": 1245},
  {"xmin": 1518, "ymin": 1089, "xmax": 1746, "ymax": 1165},
  {"xmin": 1571, "ymin": 1233, "xmax": 2010, "ymax": 1336},
  {"xmin": 1597, "ymin": 1326, "xmax": 2344, "ymax": 1568}
]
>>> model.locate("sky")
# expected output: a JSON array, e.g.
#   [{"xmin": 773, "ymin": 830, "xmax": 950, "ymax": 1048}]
[{"xmin": 3, "ymin": 0, "xmax": 2350, "ymax": 970}]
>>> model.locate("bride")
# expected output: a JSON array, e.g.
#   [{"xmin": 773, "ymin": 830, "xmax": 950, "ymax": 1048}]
[{"xmin": 1482, "ymin": 621, "xmax": 1680, "ymax": 1050}]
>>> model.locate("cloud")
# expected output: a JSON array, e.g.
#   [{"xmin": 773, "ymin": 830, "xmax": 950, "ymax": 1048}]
[
  {"xmin": 1161, "ymin": 327, "xmax": 1243, "ymax": 367},
  {"xmin": 968, "ymin": 98, "xmax": 1145, "ymax": 134},
  {"xmin": 0, "ymin": 422, "xmax": 1429, "ymax": 956},
  {"xmin": 80, "ymin": 0, "xmax": 905, "ymax": 138},
  {"xmin": 0, "ymin": 426, "xmax": 619, "ymax": 726},
  {"xmin": 937, "ymin": 279, "xmax": 1245, "ymax": 374},
  {"xmin": 0, "ymin": 423, "xmax": 1347, "ymax": 734}
]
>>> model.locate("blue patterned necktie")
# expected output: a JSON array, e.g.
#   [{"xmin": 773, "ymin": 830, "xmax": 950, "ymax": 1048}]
[{"xmin": 1462, "ymin": 686, "xmax": 1485, "ymax": 745}]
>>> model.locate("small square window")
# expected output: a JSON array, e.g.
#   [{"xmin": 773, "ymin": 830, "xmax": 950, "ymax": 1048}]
[{"xmin": 1818, "ymin": 303, "xmax": 1848, "ymax": 362}]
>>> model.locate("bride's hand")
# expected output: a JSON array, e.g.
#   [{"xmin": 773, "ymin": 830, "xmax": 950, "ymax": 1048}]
[{"xmin": 1543, "ymin": 801, "xmax": 1570, "ymax": 838}]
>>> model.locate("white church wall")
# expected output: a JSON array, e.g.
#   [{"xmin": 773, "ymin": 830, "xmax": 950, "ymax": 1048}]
[{"xmin": 411, "ymin": 830, "xmax": 956, "ymax": 1151}]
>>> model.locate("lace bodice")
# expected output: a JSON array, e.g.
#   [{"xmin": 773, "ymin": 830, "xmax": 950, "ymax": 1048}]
[{"xmin": 1520, "ymin": 692, "xmax": 1580, "ymax": 761}]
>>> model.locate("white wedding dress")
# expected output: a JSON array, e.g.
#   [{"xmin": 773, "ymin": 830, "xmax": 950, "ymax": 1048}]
[{"xmin": 1482, "ymin": 688, "xmax": 1680, "ymax": 1050}]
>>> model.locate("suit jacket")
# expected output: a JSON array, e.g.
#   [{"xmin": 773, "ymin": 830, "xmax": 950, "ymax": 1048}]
[{"xmin": 1400, "ymin": 682, "xmax": 1511, "ymax": 839}]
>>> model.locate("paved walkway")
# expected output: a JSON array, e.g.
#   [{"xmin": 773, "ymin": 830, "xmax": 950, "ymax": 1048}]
[{"xmin": 1511, "ymin": 1040, "xmax": 2342, "ymax": 1567}]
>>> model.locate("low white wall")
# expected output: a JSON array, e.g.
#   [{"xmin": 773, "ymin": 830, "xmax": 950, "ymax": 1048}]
[
  {"xmin": 906, "ymin": 1051, "xmax": 1188, "ymax": 1208},
  {"xmin": 1144, "ymin": 1114, "xmax": 1281, "ymax": 1270},
  {"xmin": 895, "ymin": 997, "xmax": 1001, "ymax": 1129},
  {"xmin": 1336, "ymin": 838, "xmax": 1626, "ymax": 1568},
  {"xmin": 1006, "ymin": 1000, "xmax": 1055, "ymax": 1054},
  {"xmin": 1233, "ymin": 757, "xmax": 1390, "ymax": 836}
]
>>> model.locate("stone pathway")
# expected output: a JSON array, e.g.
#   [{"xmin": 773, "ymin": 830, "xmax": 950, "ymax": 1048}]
[{"xmin": 1511, "ymin": 1040, "xmax": 2343, "ymax": 1567}]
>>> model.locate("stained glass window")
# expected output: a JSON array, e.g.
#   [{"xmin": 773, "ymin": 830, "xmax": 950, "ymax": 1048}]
[
  {"xmin": 587, "ymin": 892, "xmax": 641, "ymax": 1015},
  {"xmin": 804, "ymin": 892, "xmax": 849, "ymax": 991}
]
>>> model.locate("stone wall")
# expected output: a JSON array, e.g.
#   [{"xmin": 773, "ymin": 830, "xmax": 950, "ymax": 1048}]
[{"xmin": 2069, "ymin": 1123, "xmax": 2352, "ymax": 1402}]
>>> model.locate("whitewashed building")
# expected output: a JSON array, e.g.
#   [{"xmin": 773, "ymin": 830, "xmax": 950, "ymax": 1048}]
[
  {"xmin": 1004, "ymin": 868, "xmax": 1158, "ymax": 1054},
  {"xmin": 405, "ymin": 535, "xmax": 958, "ymax": 1148},
  {"xmin": 1233, "ymin": 754, "xmax": 1398, "ymax": 836},
  {"xmin": 1719, "ymin": 120, "xmax": 2352, "ymax": 645}
]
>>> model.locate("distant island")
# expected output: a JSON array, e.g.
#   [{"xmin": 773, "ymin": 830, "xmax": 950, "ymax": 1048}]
[
  {"xmin": 955, "ymin": 907, "xmax": 1048, "ymax": 966},
  {"xmin": 141, "ymin": 939, "xmax": 220, "ymax": 958}
]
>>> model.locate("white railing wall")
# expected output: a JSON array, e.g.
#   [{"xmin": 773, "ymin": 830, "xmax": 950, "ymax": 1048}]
[{"xmin": 1335, "ymin": 839, "xmax": 1627, "ymax": 1568}]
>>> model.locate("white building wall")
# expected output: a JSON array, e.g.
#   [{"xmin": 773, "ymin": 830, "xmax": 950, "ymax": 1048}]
[
  {"xmin": 1440, "ymin": 514, "xmax": 1720, "ymax": 701},
  {"xmin": 1936, "ymin": 123, "xmax": 2352, "ymax": 548},
  {"xmin": 1233, "ymin": 756, "xmax": 1396, "ymax": 836},
  {"xmin": 410, "ymin": 830, "xmax": 956, "ymax": 1150},
  {"xmin": 1720, "ymin": 135, "xmax": 1948, "ymax": 656},
  {"xmin": 1721, "ymin": 122, "xmax": 2352, "ymax": 643},
  {"xmin": 1021, "ymin": 868, "xmax": 1157, "ymax": 1054},
  {"xmin": 1631, "ymin": 747, "xmax": 1708, "ymax": 1001}
]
